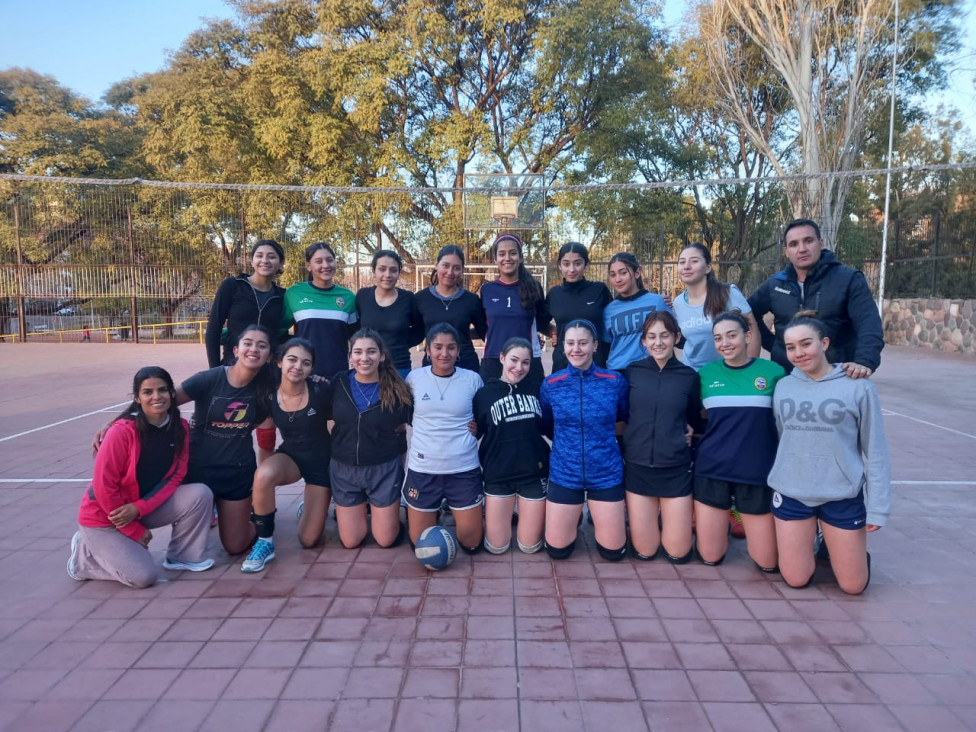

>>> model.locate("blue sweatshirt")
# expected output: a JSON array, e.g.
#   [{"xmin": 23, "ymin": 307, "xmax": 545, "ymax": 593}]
[
  {"xmin": 540, "ymin": 363, "xmax": 629, "ymax": 491},
  {"xmin": 604, "ymin": 290, "xmax": 673, "ymax": 370}
]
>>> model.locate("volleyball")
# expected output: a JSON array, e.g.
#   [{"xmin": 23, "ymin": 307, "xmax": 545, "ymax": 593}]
[{"xmin": 414, "ymin": 526, "xmax": 457, "ymax": 570}]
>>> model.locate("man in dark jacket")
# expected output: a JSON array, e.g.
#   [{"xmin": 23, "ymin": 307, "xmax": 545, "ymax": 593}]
[{"xmin": 748, "ymin": 219, "xmax": 883, "ymax": 378}]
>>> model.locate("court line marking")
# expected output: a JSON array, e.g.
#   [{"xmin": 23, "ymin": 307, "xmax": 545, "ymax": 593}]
[
  {"xmin": 892, "ymin": 481, "xmax": 976, "ymax": 486},
  {"xmin": 882, "ymin": 409, "xmax": 976, "ymax": 440},
  {"xmin": 0, "ymin": 403, "xmax": 128, "ymax": 443},
  {"xmin": 0, "ymin": 479, "xmax": 92, "ymax": 483}
]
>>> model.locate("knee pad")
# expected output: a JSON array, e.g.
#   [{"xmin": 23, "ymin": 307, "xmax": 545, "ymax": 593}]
[
  {"xmin": 629, "ymin": 540, "xmax": 659, "ymax": 561},
  {"xmin": 249, "ymin": 509, "xmax": 276, "ymax": 539},
  {"xmin": 785, "ymin": 572, "xmax": 815, "ymax": 589},
  {"xmin": 459, "ymin": 541, "xmax": 483, "ymax": 555},
  {"xmin": 517, "ymin": 538, "xmax": 544, "ymax": 554},
  {"xmin": 483, "ymin": 537, "xmax": 510, "ymax": 555},
  {"xmin": 695, "ymin": 545, "xmax": 725, "ymax": 566},
  {"xmin": 597, "ymin": 541, "xmax": 627, "ymax": 562},
  {"xmin": 665, "ymin": 547, "xmax": 694, "ymax": 565},
  {"xmin": 754, "ymin": 562, "xmax": 779, "ymax": 574},
  {"xmin": 545, "ymin": 539, "xmax": 576, "ymax": 560}
]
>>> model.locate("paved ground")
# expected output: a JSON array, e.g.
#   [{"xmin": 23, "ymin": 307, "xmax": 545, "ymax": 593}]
[{"xmin": 0, "ymin": 342, "xmax": 974, "ymax": 732}]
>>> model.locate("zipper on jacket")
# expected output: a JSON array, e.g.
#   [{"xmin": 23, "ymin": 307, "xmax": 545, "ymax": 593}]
[
  {"xmin": 578, "ymin": 370, "xmax": 586, "ymax": 489},
  {"xmin": 250, "ymin": 283, "xmax": 281, "ymax": 329}
]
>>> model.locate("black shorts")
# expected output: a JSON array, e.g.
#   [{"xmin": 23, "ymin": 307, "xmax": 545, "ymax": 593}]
[
  {"xmin": 277, "ymin": 446, "xmax": 331, "ymax": 487},
  {"xmin": 186, "ymin": 464, "xmax": 254, "ymax": 502},
  {"xmin": 693, "ymin": 475, "xmax": 771, "ymax": 515},
  {"xmin": 331, "ymin": 458, "xmax": 404, "ymax": 509},
  {"xmin": 547, "ymin": 481, "xmax": 624, "ymax": 505},
  {"xmin": 480, "ymin": 356, "xmax": 545, "ymax": 393},
  {"xmin": 403, "ymin": 468, "xmax": 484, "ymax": 512},
  {"xmin": 484, "ymin": 477, "xmax": 548, "ymax": 501},
  {"xmin": 625, "ymin": 463, "xmax": 693, "ymax": 499}
]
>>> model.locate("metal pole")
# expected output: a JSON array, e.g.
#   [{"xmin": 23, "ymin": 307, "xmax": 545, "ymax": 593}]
[
  {"xmin": 12, "ymin": 196, "xmax": 27, "ymax": 343},
  {"xmin": 877, "ymin": 0, "xmax": 899, "ymax": 314},
  {"xmin": 126, "ymin": 205, "xmax": 139, "ymax": 343}
]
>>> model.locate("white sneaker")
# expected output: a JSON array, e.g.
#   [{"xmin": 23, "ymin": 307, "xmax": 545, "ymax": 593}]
[
  {"xmin": 67, "ymin": 531, "xmax": 84, "ymax": 581},
  {"xmin": 241, "ymin": 539, "xmax": 276, "ymax": 573},
  {"xmin": 162, "ymin": 557, "xmax": 215, "ymax": 572}
]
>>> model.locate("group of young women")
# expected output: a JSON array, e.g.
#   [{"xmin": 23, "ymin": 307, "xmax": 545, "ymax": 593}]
[{"xmin": 72, "ymin": 237, "xmax": 889, "ymax": 596}]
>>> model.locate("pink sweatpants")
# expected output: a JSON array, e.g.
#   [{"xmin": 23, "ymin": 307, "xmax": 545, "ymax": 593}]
[{"xmin": 72, "ymin": 482, "xmax": 213, "ymax": 588}]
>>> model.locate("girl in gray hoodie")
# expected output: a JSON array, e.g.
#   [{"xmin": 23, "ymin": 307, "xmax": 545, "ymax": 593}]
[{"xmin": 768, "ymin": 311, "xmax": 890, "ymax": 595}]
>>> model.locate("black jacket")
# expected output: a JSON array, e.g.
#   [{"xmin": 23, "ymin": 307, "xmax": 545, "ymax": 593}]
[
  {"xmin": 747, "ymin": 250, "xmax": 884, "ymax": 372},
  {"xmin": 473, "ymin": 377, "xmax": 550, "ymax": 485},
  {"xmin": 330, "ymin": 371, "xmax": 413, "ymax": 466},
  {"xmin": 622, "ymin": 356, "xmax": 702, "ymax": 468},
  {"xmin": 206, "ymin": 275, "xmax": 285, "ymax": 367},
  {"xmin": 546, "ymin": 278, "xmax": 611, "ymax": 372}
]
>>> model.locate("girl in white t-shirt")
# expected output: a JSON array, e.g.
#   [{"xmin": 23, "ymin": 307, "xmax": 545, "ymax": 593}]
[{"xmin": 404, "ymin": 323, "xmax": 485, "ymax": 553}]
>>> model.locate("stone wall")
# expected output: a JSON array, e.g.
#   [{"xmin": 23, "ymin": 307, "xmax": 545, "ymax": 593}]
[{"xmin": 883, "ymin": 298, "xmax": 975, "ymax": 353}]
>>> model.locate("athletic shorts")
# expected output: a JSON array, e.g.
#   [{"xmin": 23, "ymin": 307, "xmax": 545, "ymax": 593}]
[
  {"xmin": 547, "ymin": 481, "xmax": 624, "ymax": 505},
  {"xmin": 480, "ymin": 356, "xmax": 545, "ymax": 393},
  {"xmin": 484, "ymin": 477, "xmax": 548, "ymax": 501},
  {"xmin": 403, "ymin": 468, "xmax": 484, "ymax": 512},
  {"xmin": 625, "ymin": 463, "xmax": 693, "ymax": 499},
  {"xmin": 331, "ymin": 457, "xmax": 404, "ymax": 509},
  {"xmin": 186, "ymin": 464, "xmax": 253, "ymax": 502},
  {"xmin": 277, "ymin": 446, "xmax": 331, "ymax": 487},
  {"xmin": 693, "ymin": 475, "xmax": 771, "ymax": 515},
  {"xmin": 771, "ymin": 489, "xmax": 867, "ymax": 531}
]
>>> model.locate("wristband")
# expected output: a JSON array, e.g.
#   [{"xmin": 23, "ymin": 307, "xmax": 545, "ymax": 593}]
[{"xmin": 256, "ymin": 427, "xmax": 276, "ymax": 451}]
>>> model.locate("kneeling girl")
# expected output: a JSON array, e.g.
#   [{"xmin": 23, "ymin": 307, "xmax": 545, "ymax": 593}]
[{"xmin": 769, "ymin": 311, "xmax": 889, "ymax": 595}]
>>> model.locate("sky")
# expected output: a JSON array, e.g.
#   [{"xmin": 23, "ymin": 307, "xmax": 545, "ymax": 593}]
[{"xmin": 0, "ymin": 0, "xmax": 973, "ymax": 126}]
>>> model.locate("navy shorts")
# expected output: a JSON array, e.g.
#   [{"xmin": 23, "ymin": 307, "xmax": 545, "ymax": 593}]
[
  {"xmin": 403, "ymin": 468, "xmax": 484, "ymax": 512},
  {"xmin": 625, "ymin": 463, "xmax": 692, "ymax": 499},
  {"xmin": 331, "ymin": 458, "xmax": 403, "ymax": 508},
  {"xmin": 771, "ymin": 490, "xmax": 867, "ymax": 530},
  {"xmin": 547, "ymin": 481, "xmax": 625, "ymax": 505},
  {"xmin": 484, "ymin": 477, "xmax": 548, "ymax": 501},
  {"xmin": 187, "ymin": 464, "xmax": 253, "ymax": 502},
  {"xmin": 277, "ymin": 446, "xmax": 331, "ymax": 487},
  {"xmin": 694, "ymin": 475, "xmax": 771, "ymax": 515}
]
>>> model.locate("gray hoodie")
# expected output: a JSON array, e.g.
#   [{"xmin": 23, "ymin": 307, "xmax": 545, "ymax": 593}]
[{"xmin": 768, "ymin": 364, "xmax": 890, "ymax": 527}]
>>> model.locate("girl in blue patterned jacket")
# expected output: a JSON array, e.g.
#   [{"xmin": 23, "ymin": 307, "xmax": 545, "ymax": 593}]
[{"xmin": 540, "ymin": 319, "xmax": 629, "ymax": 561}]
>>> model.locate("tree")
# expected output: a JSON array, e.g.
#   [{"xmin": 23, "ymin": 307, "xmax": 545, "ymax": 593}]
[{"xmin": 697, "ymin": 0, "xmax": 962, "ymax": 248}]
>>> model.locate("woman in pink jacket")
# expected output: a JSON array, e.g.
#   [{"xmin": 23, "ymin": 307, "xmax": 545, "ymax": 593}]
[{"xmin": 69, "ymin": 366, "xmax": 214, "ymax": 588}]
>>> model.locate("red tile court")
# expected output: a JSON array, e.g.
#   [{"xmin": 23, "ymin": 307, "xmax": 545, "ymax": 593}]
[{"xmin": 0, "ymin": 342, "xmax": 974, "ymax": 731}]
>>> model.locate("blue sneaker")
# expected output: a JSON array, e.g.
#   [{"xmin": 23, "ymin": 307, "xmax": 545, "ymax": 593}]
[
  {"xmin": 162, "ymin": 557, "xmax": 215, "ymax": 572},
  {"xmin": 67, "ymin": 531, "xmax": 84, "ymax": 581},
  {"xmin": 297, "ymin": 501, "xmax": 304, "ymax": 520},
  {"xmin": 241, "ymin": 538, "xmax": 275, "ymax": 573}
]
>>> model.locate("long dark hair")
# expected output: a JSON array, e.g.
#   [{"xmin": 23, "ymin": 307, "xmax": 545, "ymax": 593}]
[
  {"xmin": 371, "ymin": 249, "xmax": 403, "ymax": 271},
  {"xmin": 681, "ymin": 243, "xmax": 730, "ymax": 320},
  {"xmin": 348, "ymin": 328, "xmax": 413, "ymax": 410},
  {"xmin": 231, "ymin": 324, "xmax": 275, "ymax": 410},
  {"xmin": 492, "ymin": 234, "xmax": 543, "ymax": 311},
  {"xmin": 115, "ymin": 366, "xmax": 186, "ymax": 459},
  {"xmin": 608, "ymin": 252, "xmax": 644, "ymax": 295},
  {"xmin": 304, "ymin": 242, "xmax": 336, "ymax": 283},
  {"xmin": 557, "ymin": 241, "xmax": 590, "ymax": 265},
  {"xmin": 250, "ymin": 239, "xmax": 285, "ymax": 275},
  {"xmin": 430, "ymin": 244, "xmax": 465, "ymax": 287},
  {"xmin": 712, "ymin": 309, "xmax": 750, "ymax": 334}
]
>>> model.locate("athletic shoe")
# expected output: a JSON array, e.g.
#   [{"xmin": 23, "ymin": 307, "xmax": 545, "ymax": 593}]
[
  {"xmin": 210, "ymin": 505, "xmax": 218, "ymax": 528},
  {"xmin": 67, "ymin": 531, "xmax": 84, "ymax": 581},
  {"xmin": 814, "ymin": 528, "xmax": 830, "ymax": 560},
  {"xmin": 162, "ymin": 557, "xmax": 215, "ymax": 572},
  {"xmin": 297, "ymin": 501, "xmax": 304, "ymax": 521},
  {"xmin": 729, "ymin": 509, "xmax": 746, "ymax": 539},
  {"xmin": 241, "ymin": 539, "xmax": 275, "ymax": 573}
]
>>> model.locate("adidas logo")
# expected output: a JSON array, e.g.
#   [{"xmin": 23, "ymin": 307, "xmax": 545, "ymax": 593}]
[
  {"xmin": 307, "ymin": 408, "xmax": 316, "ymax": 416},
  {"xmin": 421, "ymin": 393, "xmax": 432, "ymax": 401}
]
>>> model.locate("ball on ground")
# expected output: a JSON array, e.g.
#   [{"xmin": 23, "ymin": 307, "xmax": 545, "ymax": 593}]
[{"xmin": 415, "ymin": 526, "xmax": 457, "ymax": 570}]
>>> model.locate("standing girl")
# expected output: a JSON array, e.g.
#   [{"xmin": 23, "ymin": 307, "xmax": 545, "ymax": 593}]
[
  {"xmin": 330, "ymin": 329, "xmax": 413, "ymax": 549},
  {"xmin": 622, "ymin": 313, "xmax": 701, "ymax": 562},
  {"xmin": 282, "ymin": 242, "xmax": 358, "ymax": 379},
  {"xmin": 414, "ymin": 245, "xmax": 488, "ymax": 373},
  {"xmin": 769, "ymin": 311, "xmax": 889, "ymax": 595},
  {"xmin": 70, "ymin": 367, "xmax": 213, "ymax": 588},
  {"xmin": 673, "ymin": 243, "xmax": 759, "ymax": 371},
  {"xmin": 242, "ymin": 338, "xmax": 334, "ymax": 572},
  {"xmin": 546, "ymin": 241, "xmax": 611, "ymax": 372},
  {"xmin": 403, "ymin": 323, "xmax": 485, "ymax": 554},
  {"xmin": 604, "ymin": 252, "xmax": 673, "ymax": 370},
  {"xmin": 181, "ymin": 326, "xmax": 276, "ymax": 555},
  {"xmin": 479, "ymin": 234, "xmax": 549, "ymax": 391},
  {"xmin": 355, "ymin": 250, "xmax": 424, "ymax": 377},
  {"xmin": 474, "ymin": 337, "xmax": 550, "ymax": 554},
  {"xmin": 540, "ymin": 319, "xmax": 629, "ymax": 561},
  {"xmin": 206, "ymin": 239, "xmax": 286, "ymax": 367},
  {"xmin": 693, "ymin": 311, "xmax": 784, "ymax": 572}
]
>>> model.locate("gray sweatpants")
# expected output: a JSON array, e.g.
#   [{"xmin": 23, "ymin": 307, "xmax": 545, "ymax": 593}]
[{"xmin": 73, "ymin": 482, "xmax": 213, "ymax": 588}]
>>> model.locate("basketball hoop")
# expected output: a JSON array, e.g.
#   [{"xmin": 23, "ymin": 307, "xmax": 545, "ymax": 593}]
[{"xmin": 490, "ymin": 196, "xmax": 519, "ymax": 230}]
